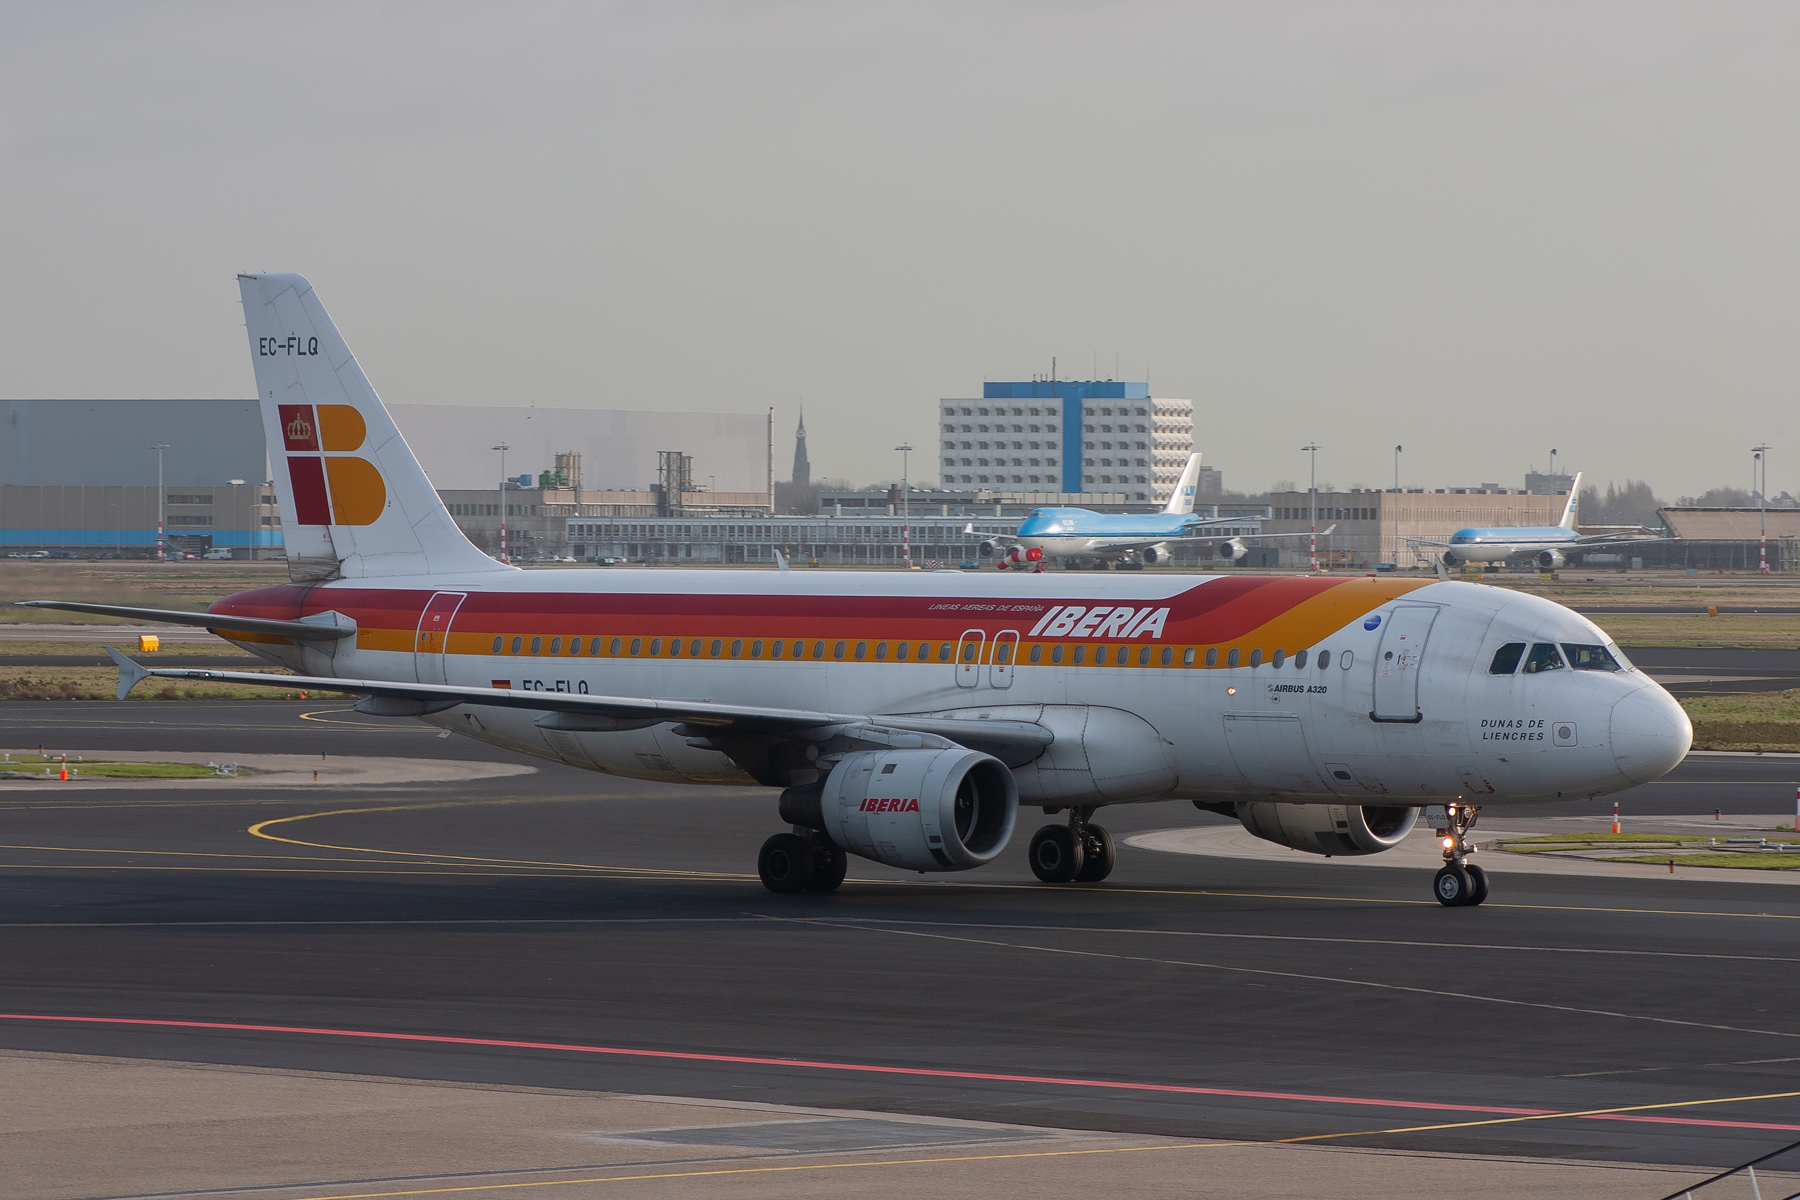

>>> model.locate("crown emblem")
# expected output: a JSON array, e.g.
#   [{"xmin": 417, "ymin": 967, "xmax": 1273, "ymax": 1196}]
[{"xmin": 286, "ymin": 413, "xmax": 313, "ymax": 441}]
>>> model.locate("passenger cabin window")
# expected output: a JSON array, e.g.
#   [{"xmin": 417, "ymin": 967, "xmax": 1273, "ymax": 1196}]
[
  {"xmin": 1489, "ymin": 642, "xmax": 1527, "ymax": 675},
  {"xmin": 1522, "ymin": 643, "xmax": 1564, "ymax": 674},
  {"xmin": 1563, "ymin": 643, "xmax": 1625, "ymax": 672}
]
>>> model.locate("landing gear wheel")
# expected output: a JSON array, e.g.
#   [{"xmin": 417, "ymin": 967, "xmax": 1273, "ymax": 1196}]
[
  {"xmin": 1028, "ymin": 824, "xmax": 1085, "ymax": 883},
  {"xmin": 758, "ymin": 833, "xmax": 816, "ymax": 893},
  {"xmin": 805, "ymin": 840, "xmax": 847, "ymax": 893},
  {"xmin": 1073, "ymin": 824, "xmax": 1116, "ymax": 883},
  {"xmin": 1464, "ymin": 863, "xmax": 1488, "ymax": 907},
  {"xmin": 1433, "ymin": 864, "xmax": 1473, "ymax": 907}
]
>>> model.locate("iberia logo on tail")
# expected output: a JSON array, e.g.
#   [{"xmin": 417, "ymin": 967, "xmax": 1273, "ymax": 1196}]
[{"xmin": 278, "ymin": 403, "xmax": 386, "ymax": 526}]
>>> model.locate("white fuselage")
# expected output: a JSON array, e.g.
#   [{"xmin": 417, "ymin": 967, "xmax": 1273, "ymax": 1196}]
[{"xmin": 228, "ymin": 571, "xmax": 1689, "ymax": 809}]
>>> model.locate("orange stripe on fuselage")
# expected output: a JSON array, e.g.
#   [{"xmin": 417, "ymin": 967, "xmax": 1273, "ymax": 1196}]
[{"xmin": 305, "ymin": 575, "xmax": 1433, "ymax": 668}]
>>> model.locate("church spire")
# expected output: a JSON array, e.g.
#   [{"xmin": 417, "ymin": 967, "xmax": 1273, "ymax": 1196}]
[{"xmin": 790, "ymin": 406, "xmax": 811, "ymax": 487}]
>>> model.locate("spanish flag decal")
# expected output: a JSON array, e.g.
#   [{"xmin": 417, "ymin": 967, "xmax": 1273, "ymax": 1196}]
[{"xmin": 279, "ymin": 404, "xmax": 386, "ymax": 526}]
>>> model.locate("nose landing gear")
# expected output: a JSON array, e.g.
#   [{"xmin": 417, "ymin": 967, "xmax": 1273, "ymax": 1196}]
[
  {"xmin": 1431, "ymin": 803, "xmax": 1487, "ymax": 907},
  {"xmin": 1028, "ymin": 807, "xmax": 1116, "ymax": 884}
]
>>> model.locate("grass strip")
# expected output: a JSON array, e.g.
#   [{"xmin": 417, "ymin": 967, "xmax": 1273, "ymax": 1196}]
[
  {"xmin": 0, "ymin": 762, "xmax": 225, "ymax": 779},
  {"xmin": 1501, "ymin": 833, "xmax": 1691, "ymax": 844},
  {"xmin": 1604, "ymin": 853, "xmax": 1800, "ymax": 871}
]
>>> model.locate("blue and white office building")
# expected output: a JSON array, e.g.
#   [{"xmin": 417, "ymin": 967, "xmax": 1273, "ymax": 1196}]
[{"xmin": 937, "ymin": 381, "xmax": 1196, "ymax": 504}]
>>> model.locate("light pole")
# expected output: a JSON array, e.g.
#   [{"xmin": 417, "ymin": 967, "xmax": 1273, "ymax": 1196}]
[
  {"xmin": 151, "ymin": 442, "xmax": 169, "ymax": 561},
  {"xmin": 1301, "ymin": 442, "xmax": 1320, "ymax": 571},
  {"xmin": 1754, "ymin": 444, "xmax": 1771, "ymax": 574},
  {"xmin": 1393, "ymin": 445, "xmax": 1402, "ymax": 492},
  {"xmin": 492, "ymin": 443, "xmax": 510, "ymax": 564},
  {"xmin": 895, "ymin": 443, "xmax": 914, "ymax": 568}
]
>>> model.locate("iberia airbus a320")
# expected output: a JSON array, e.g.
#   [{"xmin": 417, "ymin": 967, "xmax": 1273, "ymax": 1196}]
[{"xmin": 25, "ymin": 275, "xmax": 1692, "ymax": 906}]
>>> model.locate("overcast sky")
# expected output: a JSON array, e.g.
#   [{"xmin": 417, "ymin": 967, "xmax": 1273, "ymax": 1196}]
[{"xmin": 2, "ymin": 2, "xmax": 1794, "ymax": 499}]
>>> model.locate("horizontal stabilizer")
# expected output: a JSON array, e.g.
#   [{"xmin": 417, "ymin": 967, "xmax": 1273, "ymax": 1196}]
[
  {"xmin": 15, "ymin": 600, "xmax": 355, "ymax": 641},
  {"xmin": 103, "ymin": 646, "xmax": 150, "ymax": 700}
]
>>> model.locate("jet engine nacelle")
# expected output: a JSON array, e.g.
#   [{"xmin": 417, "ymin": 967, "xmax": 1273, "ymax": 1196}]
[
  {"xmin": 1441, "ymin": 550, "xmax": 1461, "ymax": 567},
  {"xmin": 1141, "ymin": 543, "xmax": 1172, "ymax": 565},
  {"xmin": 1237, "ymin": 801, "xmax": 1419, "ymax": 856},
  {"xmin": 802, "ymin": 748, "xmax": 1018, "ymax": 871},
  {"xmin": 978, "ymin": 540, "xmax": 999, "ymax": 559},
  {"xmin": 1216, "ymin": 539, "xmax": 1248, "ymax": 562},
  {"xmin": 1536, "ymin": 548, "xmax": 1566, "ymax": 569}
]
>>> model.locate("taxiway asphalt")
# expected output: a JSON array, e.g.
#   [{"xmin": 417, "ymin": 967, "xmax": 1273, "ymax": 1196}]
[{"xmin": 2, "ymin": 701, "xmax": 1800, "ymax": 1193}]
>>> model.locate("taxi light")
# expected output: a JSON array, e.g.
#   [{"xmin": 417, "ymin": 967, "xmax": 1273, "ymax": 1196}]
[
  {"xmin": 138, "ymin": 635, "xmax": 159, "ymax": 653},
  {"xmin": 1226, "ymin": 687, "xmax": 1236, "ymax": 695},
  {"xmin": 1442, "ymin": 837, "xmax": 1455, "ymax": 850}
]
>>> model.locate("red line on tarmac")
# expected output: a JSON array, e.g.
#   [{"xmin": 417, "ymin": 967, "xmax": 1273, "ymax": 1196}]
[{"xmin": 3, "ymin": 1013, "xmax": 1795, "ymax": 1133}]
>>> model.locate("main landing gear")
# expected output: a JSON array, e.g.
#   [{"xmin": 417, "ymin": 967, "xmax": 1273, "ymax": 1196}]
[
  {"xmin": 1431, "ymin": 803, "xmax": 1488, "ymax": 907},
  {"xmin": 1028, "ymin": 807, "xmax": 1116, "ymax": 884},
  {"xmin": 757, "ymin": 830, "xmax": 847, "ymax": 894}
]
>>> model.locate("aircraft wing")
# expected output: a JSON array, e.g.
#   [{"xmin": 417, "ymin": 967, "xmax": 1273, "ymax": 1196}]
[
  {"xmin": 101, "ymin": 648, "xmax": 1054, "ymax": 762},
  {"xmin": 962, "ymin": 523, "xmax": 1017, "ymax": 545},
  {"xmin": 17, "ymin": 600, "xmax": 355, "ymax": 642},
  {"xmin": 1081, "ymin": 524, "xmax": 1338, "ymax": 553},
  {"xmin": 1571, "ymin": 535, "xmax": 1678, "ymax": 548}
]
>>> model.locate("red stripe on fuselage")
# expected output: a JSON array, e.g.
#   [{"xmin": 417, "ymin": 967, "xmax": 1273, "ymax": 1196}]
[{"xmin": 208, "ymin": 576, "xmax": 1397, "ymax": 646}]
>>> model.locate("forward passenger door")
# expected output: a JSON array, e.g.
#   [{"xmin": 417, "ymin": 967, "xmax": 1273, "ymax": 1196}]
[{"xmin": 1371, "ymin": 604, "xmax": 1438, "ymax": 722}]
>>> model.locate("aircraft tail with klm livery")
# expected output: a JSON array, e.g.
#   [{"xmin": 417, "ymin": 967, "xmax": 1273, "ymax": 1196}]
[
  {"xmin": 1161, "ymin": 453, "xmax": 1203, "ymax": 516},
  {"xmin": 1558, "ymin": 472, "xmax": 1583, "ymax": 530}
]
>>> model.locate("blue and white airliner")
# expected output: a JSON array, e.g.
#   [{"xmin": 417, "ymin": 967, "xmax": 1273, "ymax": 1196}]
[
  {"xmin": 1416, "ymin": 474, "xmax": 1671, "ymax": 570},
  {"xmin": 972, "ymin": 454, "xmax": 1332, "ymax": 570}
]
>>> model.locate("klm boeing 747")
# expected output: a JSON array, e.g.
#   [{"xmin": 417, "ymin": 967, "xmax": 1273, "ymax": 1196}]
[
  {"xmin": 972, "ymin": 455, "xmax": 1331, "ymax": 570},
  {"xmin": 1413, "ymin": 475, "xmax": 1672, "ymax": 570}
]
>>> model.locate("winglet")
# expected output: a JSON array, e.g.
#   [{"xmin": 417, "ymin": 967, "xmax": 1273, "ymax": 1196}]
[{"xmin": 104, "ymin": 646, "xmax": 152, "ymax": 700}]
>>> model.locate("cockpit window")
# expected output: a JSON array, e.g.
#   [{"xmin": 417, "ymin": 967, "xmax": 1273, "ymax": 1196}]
[
  {"xmin": 1489, "ymin": 642, "xmax": 1526, "ymax": 675},
  {"xmin": 1562, "ymin": 643, "xmax": 1624, "ymax": 672},
  {"xmin": 1521, "ymin": 643, "xmax": 1564, "ymax": 674}
]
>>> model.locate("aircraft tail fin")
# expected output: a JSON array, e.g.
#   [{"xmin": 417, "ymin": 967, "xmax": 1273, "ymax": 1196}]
[
  {"xmin": 238, "ymin": 273, "xmax": 512, "ymax": 583},
  {"xmin": 1559, "ymin": 472, "xmax": 1582, "ymax": 530},
  {"xmin": 1162, "ymin": 453, "xmax": 1203, "ymax": 515}
]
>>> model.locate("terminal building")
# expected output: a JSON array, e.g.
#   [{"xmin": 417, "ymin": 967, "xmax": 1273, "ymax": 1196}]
[
  {"xmin": 568, "ymin": 513, "xmax": 1021, "ymax": 567},
  {"xmin": 936, "ymin": 381, "xmax": 1197, "ymax": 504},
  {"xmin": 0, "ymin": 399, "xmax": 773, "ymax": 558}
]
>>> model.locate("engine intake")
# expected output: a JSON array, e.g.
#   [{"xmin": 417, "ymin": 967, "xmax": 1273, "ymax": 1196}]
[
  {"xmin": 1536, "ymin": 548, "xmax": 1565, "ymax": 569},
  {"xmin": 1216, "ymin": 538, "xmax": 1248, "ymax": 562},
  {"xmin": 1237, "ymin": 801, "xmax": 1418, "ymax": 856},
  {"xmin": 803, "ymin": 748, "xmax": 1018, "ymax": 871}
]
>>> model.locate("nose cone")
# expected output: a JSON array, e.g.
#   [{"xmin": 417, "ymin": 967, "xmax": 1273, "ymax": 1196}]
[{"xmin": 1610, "ymin": 685, "xmax": 1692, "ymax": 784}]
